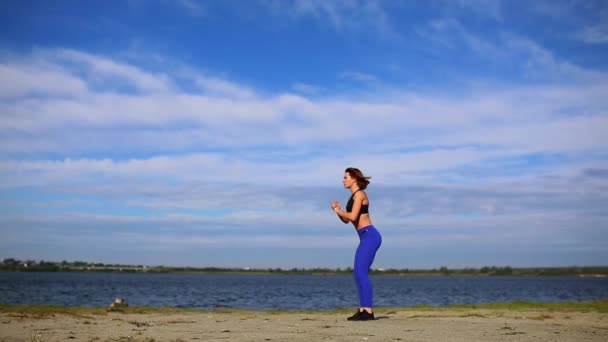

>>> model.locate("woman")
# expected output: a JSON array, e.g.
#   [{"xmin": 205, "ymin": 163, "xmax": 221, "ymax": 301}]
[{"xmin": 331, "ymin": 167, "xmax": 382, "ymax": 321}]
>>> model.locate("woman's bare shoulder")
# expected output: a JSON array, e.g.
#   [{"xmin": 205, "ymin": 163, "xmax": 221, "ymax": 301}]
[{"xmin": 354, "ymin": 190, "xmax": 368, "ymax": 200}]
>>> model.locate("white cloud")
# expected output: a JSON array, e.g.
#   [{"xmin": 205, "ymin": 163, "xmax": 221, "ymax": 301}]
[
  {"xmin": 195, "ymin": 75, "xmax": 256, "ymax": 99},
  {"xmin": 525, "ymin": 0, "xmax": 608, "ymax": 45},
  {"xmin": 432, "ymin": 0, "xmax": 503, "ymax": 22},
  {"xmin": 175, "ymin": 0, "xmax": 206, "ymax": 16},
  {"xmin": 339, "ymin": 71, "xmax": 379, "ymax": 83},
  {"xmin": 292, "ymin": 82, "xmax": 322, "ymax": 95},
  {"xmin": 1, "ymin": 47, "xmax": 607, "ymax": 266},
  {"xmin": 1, "ymin": 49, "xmax": 607, "ymax": 178},
  {"xmin": 579, "ymin": 23, "xmax": 608, "ymax": 44},
  {"xmin": 416, "ymin": 16, "xmax": 608, "ymax": 84},
  {"xmin": 56, "ymin": 49, "xmax": 173, "ymax": 93},
  {"xmin": 0, "ymin": 63, "xmax": 88, "ymax": 98},
  {"xmin": 264, "ymin": 0, "xmax": 400, "ymax": 41}
]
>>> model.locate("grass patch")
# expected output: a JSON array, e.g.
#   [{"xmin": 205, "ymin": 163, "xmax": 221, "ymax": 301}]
[
  {"xmin": 0, "ymin": 304, "xmax": 201, "ymax": 316},
  {"xmin": 402, "ymin": 299, "xmax": 608, "ymax": 313},
  {"xmin": 0, "ymin": 304, "xmax": 106, "ymax": 318},
  {"xmin": 480, "ymin": 300, "xmax": 605, "ymax": 311},
  {"xmin": 1, "ymin": 299, "xmax": 606, "ymax": 316}
]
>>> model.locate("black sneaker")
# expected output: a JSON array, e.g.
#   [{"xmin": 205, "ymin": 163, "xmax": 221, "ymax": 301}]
[
  {"xmin": 347, "ymin": 310, "xmax": 362, "ymax": 321},
  {"xmin": 352, "ymin": 310, "xmax": 375, "ymax": 321}
]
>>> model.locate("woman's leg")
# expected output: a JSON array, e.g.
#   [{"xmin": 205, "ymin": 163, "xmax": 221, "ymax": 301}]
[{"xmin": 353, "ymin": 227, "xmax": 382, "ymax": 310}]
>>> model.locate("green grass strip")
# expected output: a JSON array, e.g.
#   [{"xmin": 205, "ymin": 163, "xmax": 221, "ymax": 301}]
[{"xmin": 1, "ymin": 299, "xmax": 606, "ymax": 316}]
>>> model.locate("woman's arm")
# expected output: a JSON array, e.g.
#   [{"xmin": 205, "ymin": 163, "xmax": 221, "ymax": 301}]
[
  {"xmin": 331, "ymin": 201, "xmax": 349, "ymax": 223},
  {"xmin": 334, "ymin": 192, "xmax": 364, "ymax": 223},
  {"xmin": 336, "ymin": 209, "xmax": 349, "ymax": 223}
]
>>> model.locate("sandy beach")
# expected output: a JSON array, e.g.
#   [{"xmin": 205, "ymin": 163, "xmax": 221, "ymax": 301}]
[{"xmin": 1, "ymin": 306, "xmax": 607, "ymax": 342}]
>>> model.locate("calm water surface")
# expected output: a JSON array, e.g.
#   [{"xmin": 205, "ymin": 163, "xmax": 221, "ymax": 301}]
[{"xmin": 1, "ymin": 272, "xmax": 607, "ymax": 310}]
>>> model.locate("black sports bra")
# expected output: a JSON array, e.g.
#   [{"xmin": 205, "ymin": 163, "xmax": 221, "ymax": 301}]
[{"xmin": 346, "ymin": 190, "xmax": 369, "ymax": 214}]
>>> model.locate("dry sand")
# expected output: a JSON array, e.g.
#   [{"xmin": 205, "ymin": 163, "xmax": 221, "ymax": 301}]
[{"xmin": 1, "ymin": 308, "xmax": 607, "ymax": 342}]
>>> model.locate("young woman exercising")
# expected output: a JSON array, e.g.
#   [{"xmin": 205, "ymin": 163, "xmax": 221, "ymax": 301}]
[{"xmin": 331, "ymin": 167, "xmax": 382, "ymax": 321}]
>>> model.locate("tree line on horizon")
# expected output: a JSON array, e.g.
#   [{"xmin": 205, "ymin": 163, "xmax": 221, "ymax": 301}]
[{"xmin": 1, "ymin": 258, "xmax": 607, "ymax": 277}]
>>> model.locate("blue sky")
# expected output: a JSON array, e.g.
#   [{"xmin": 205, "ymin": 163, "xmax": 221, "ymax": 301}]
[{"xmin": 1, "ymin": 0, "xmax": 607, "ymax": 269}]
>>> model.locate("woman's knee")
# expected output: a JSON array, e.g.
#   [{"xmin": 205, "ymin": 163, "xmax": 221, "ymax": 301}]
[{"xmin": 353, "ymin": 268, "xmax": 369, "ymax": 282}]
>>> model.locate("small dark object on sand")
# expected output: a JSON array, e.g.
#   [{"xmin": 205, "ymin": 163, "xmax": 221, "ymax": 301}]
[{"xmin": 107, "ymin": 298, "xmax": 128, "ymax": 312}]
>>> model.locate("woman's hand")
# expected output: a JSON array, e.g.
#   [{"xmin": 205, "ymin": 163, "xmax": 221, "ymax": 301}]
[
  {"xmin": 332, "ymin": 201, "xmax": 348, "ymax": 223},
  {"xmin": 331, "ymin": 201, "xmax": 341, "ymax": 211}
]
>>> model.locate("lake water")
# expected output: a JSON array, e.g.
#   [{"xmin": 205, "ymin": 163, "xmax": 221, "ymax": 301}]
[{"xmin": 1, "ymin": 272, "xmax": 607, "ymax": 310}]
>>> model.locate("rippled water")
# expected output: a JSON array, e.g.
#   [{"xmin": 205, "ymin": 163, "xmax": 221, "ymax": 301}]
[{"xmin": 1, "ymin": 272, "xmax": 607, "ymax": 309}]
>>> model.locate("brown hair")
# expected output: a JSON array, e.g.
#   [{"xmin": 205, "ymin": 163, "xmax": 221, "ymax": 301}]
[{"xmin": 345, "ymin": 167, "xmax": 371, "ymax": 190}]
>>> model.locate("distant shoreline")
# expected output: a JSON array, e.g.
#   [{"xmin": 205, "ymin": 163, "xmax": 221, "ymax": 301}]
[
  {"xmin": 1, "ymin": 269, "xmax": 607, "ymax": 277},
  {"xmin": 1, "ymin": 259, "xmax": 607, "ymax": 277}
]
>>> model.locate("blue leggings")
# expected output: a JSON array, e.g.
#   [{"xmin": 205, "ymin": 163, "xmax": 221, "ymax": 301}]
[{"xmin": 354, "ymin": 225, "xmax": 382, "ymax": 308}]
